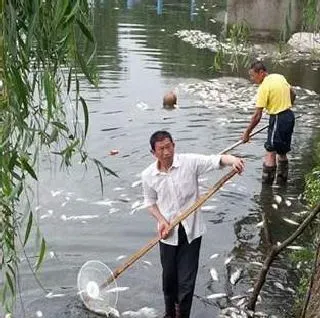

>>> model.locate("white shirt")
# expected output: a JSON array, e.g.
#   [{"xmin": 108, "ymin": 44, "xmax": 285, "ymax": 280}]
[{"xmin": 141, "ymin": 153, "xmax": 221, "ymax": 246}]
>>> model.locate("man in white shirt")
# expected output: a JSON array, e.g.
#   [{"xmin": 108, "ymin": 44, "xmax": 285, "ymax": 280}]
[{"xmin": 141, "ymin": 131, "xmax": 244, "ymax": 318}]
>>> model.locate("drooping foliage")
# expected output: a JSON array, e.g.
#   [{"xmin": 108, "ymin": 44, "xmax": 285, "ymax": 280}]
[{"xmin": 0, "ymin": 0, "xmax": 105, "ymax": 314}]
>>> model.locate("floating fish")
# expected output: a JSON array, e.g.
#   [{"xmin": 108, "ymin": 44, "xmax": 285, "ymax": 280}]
[
  {"xmin": 285, "ymin": 199, "xmax": 292, "ymax": 207},
  {"xmin": 286, "ymin": 287, "xmax": 296, "ymax": 294},
  {"xmin": 51, "ymin": 190, "xmax": 63, "ymax": 197},
  {"xmin": 283, "ymin": 217, "xmax": 299, "ymax": 226},
  {"xmin": 206, "ymin": 293, "xmax": 227, "ymax": 299},
  {"xmin": 131, "ymin": 200, "xmax": 143, "ymax": 210},
  {"xmin": 45, "ymin": 292, "xmax": 65, "ymax": 298},
  {"xmin": 106, "ymin": 286, "xmax": 129, "ymax": 293},
  {"xmin": 201, "ymin": 205, "xmax": 216, "ymax": 211},
  {"xmin": 274, "ymin": 282, "xmax": 285, "ymax": 290},
  {"xmin": 271, "ymin": 203, "xmax": 278, "ymax": 210},
  {"xmin": 113, "ymin": 187, "xmax": 125, "ymax": 191},
  {"xmin": 292, "ymin": 210, "xmax": 309, "ymax": 216},
  {"xmin": 109, "ymin": 208, "xmax": 120, "ymax": 214},
  {"xmin": 36, "ymin": 311, "xmax": 43, "ymax": 318},
  {"xmin": 209, "ymin": 253, "xmax": 219, "ymax": 259},
  {"xmin": 116, "ymin": 255, "xmax": 127, "ymax": 261},
  {"xmin": 250, "ymin": 261, "xmax": 263, "ymax": 267},
  {"xmin": 274, "ymin": 195, "xmax": 282, "ymax": 204},
  {"xmin": 131, "ymin": 180, "xmax": 142, "ymax": 188},
  {"xmin": 122, "ymin": 307, "xmax": 157, "ymax": 318},
  {"xmin": 256, "ymin": 221, "xmax": 264, "ymax": 228},
  {"xmin": 224, "ymin": 256, "xmax": 233, "ymax": 266},
  {"xmin": 230, "ymin": 268, "xmax": 242, "ymax": 285},
  {"xmin": 93, "ymin": 200, "xmax": 114, "ymax": 207},
  {"xmin": 210, "ymin": 267, "xmax": 219, "ymax": 281},
  {"xmin": 287, "ymin": 245, "xmax": 304, "ymax": 250},
  {"xmin": 142, "ymin": 260, "xmax": 152, "ymax": 266}
]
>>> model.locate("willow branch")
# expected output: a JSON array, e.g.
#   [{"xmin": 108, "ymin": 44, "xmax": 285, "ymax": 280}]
[{"xmin": 247, "ymin": 202, "xmax": 320, "ymax": 311}]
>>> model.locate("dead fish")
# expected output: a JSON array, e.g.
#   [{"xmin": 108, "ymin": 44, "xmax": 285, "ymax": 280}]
[
  {"xmin": 201, "ymin": 205, "xmax": 216, "ymax": 211},
  {"xmin": 272, "ymin": 203, "xmax": 278, "ymax": 210},
  {"xmin": 292, "ymin": 210, "xmax": 309, "ymax": 216},
  {"xmin": 142, "ymin": 260, "xmax": 153, "ymax": 266},
  {"xmin": 287, "ymin": 245, "xmax": 304, "ymax": 250},
  {"xmin": 106, "ymin": 286, "xmax": 129, "ymax": 293},
  {"xmin": 209, "ymin": 253, "xmax": 219, "ymax": 259},
  {"xmin": 109, "ymin": 208, "xmax": 120, "ymax": 214},
  {"xmin": 113, "ymin": 187, "xmax": 125, "ymax": 191},
  {"xmin": 274, "ymin": 282, "xmax": 285, "ymax": 290},
  {"xmin": 131, "ymin": 180, "xmax": 142, "ymax": 188},
  {"xmin": 286, "ymin": 287, "xmax": 296, "ymax": 294},
  {"xmin": 108, "ymin": 307, "xmax": 120, "ymax": 317},
  {"xmin": 250, "ymin": 261, "xmax": 263, "ymax": 267},
  {"xmin": 285, "ymin": 199, "xmax": 292, "ymax": 207},
  {"xmin": 207, "ymin": 293, "xmax": 227, "ymax": 299},
  {"xmin": 236, "ymin": 297, "xmax": 246, "ymax": 307},
  {"xmin": 122, "ymin": 307, "xmax": 157, "ymax": 317},
  {"xmin": 283, "ymin": 217, "xmax": 299, "ymax": 226},
  {"xmin": 210, "ymin": 267, "xmax": 219, "ymax": 281},
  {"xmin": 116, "ymin": 255, "xmax": 127, "ymax": 261},
  {"xmin": 224, "ymin": 256, "xmax": 233, "ymax": 266},
  {"xmin": 230, "ymin": 268, "xmax": 242, "ymax": 285},
  {"xmin": 273, "ymin": 195, "xmax": 282, "ymax": 204},
  {"xmin": 45, "ymin": 292, "xmax": 66, "ymax": 298},
  {"xmin": 256, "ymin": 221, "xmax": 264, "ymax": 228},
  {"xmin": 50, "ymin": 190, "xmax": 63, "ymax": 197}
]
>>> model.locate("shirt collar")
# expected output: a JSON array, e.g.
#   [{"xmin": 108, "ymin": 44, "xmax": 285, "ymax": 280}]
[{"xmin": 151, "ymin": 154, "xmax": 180, "ymax": 176}]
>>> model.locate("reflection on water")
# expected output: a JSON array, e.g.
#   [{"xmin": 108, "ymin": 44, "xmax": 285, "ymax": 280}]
[{"xmin": 13, "ymin": 1, "xmax": 320, "ymax": 317}]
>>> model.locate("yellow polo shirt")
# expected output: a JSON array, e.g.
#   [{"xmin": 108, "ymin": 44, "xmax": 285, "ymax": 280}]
[{"xmin": 256, "ymin": 74, "xmax": 292, "ymax": 115}]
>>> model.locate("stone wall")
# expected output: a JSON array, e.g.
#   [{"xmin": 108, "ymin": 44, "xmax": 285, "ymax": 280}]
[{"xmin": 226, "ymin": 0, "xmax": 301, "ymax": 40}]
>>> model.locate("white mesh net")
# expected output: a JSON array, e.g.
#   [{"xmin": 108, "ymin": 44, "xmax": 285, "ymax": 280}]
[{"xmin": 77, "ymin": 260, "xmax": 118, "ymax": 315}]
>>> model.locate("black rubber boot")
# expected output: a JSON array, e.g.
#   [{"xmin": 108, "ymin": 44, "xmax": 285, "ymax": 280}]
[
  {"xmin": 262, "ymin": 164, "xmax": 276, "ymax": 185},
  {"xmin": 276, "ymin": 160, "xmax": 289, "ymax": 184}
]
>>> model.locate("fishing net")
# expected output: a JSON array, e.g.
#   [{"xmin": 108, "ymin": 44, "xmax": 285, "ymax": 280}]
[{"xmin": 77, "ymin": 260, "xmax": 118, "ymax": 315}]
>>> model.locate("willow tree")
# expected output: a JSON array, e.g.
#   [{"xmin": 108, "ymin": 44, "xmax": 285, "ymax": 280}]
[{"xmin": 0, "ymin": 0, "xmax": 114, "ymax": 314}]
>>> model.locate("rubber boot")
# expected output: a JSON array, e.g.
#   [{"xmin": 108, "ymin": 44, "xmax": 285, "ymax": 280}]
[
  {"xmin": 175, "ymin": 303, "xmax": 181, "ymax": 318},
  {"xmin": 262, "ymin": 164, "xmax": 276, "ymax": 185},
  {"xmin": 276, "ymin": 160, "xmax": 289, "ymax": 184}
]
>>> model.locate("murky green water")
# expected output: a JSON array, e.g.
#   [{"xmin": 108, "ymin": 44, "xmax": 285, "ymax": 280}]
[{"xmin": 15, "ymin": 1, "xmax": 320, "ymax": 317}]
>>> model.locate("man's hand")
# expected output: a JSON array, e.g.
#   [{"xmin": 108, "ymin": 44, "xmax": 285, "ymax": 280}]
[
  {"xmin": 158, "ymin": 220, "xmax": 170, "ymax": 239},
  {"xmin": 242, "ymin": 130, "xmax": 250, "ymax": 143},
  {"xmin": 232, "ymin": 157, "xmax": 245, "ymax": 174}
]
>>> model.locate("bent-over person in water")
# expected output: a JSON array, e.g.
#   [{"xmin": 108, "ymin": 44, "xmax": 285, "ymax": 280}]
[
  {"xmin": 141, "ymin": 130, "xmax": 245, "ymax": 318},
  {"xmin": 242, "ymin": 61, "xmax": 296, "ymax": 184},
  {"xmin": 163, "ymin": 91, "xmax": 177, "ymax": 109}
]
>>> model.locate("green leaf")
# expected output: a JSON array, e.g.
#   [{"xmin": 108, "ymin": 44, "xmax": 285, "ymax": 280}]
[
  {"xmin": 52, "ymin": 121, "xmax": 69, "ymax": 132},
  {"xmin": 20, "ymin": 158, "xmax": 38, "ymax": 180},
  {"xmin": 76, "ymin": 18, "xmax": 94, "ymax": 43},
  {"xmin": 79, "ymin": 97, "xmax": 89, "ymax": 138},
  {"xmin": 35, "ymin": 238, "xmax": 46, "ymax": 271},
  {"xmin": 24, "ymin": 211, "xmax": 33, "ymax": 246},
  {"xmin": 5, "ymin": 272, "xmax": 15, "ymax": 296}
]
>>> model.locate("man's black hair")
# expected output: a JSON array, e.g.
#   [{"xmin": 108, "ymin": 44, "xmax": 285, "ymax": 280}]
[
  {"xmin": 250, "ymin": 61, "xmax": 267, "ymax": 73},
  {"xmin": 150, "ymin": 131, "xmax": 173, "ymax": 151}
]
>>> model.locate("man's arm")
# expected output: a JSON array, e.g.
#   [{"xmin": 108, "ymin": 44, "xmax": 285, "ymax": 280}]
[
  {"xmin": 242, "ymin": 107, "xmax": 263, "ymax": 142},
  {"xmin": 290, "ymin": 87, "xmax": 296, "ymax": 105},
  {"xmin": 220, "ymin": 155, "xmax": 245, "ymax": 174},
  {"xmin": 147, "ymin": 204, "xmax": 170, "ymax": 239}
]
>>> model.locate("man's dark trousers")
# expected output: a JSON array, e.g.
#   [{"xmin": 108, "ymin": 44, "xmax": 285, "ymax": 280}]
[{"xmin": 159, "ymin": 224, "xmax": 202, "ymax": 318}]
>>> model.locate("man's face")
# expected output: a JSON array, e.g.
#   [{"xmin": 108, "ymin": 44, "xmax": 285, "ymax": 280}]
[
  {"xmin": 249, "ymin": 69, "xmax": 265, "ymax": 84},
  {"xmin": 152, "ymin": 138, "xmax": 175, "ymax": 164}
]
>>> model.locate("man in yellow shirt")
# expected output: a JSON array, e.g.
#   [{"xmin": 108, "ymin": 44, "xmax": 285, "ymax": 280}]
[{"xmin": 242, "ymin": 61, "xmax": 295, "ymax": 184}]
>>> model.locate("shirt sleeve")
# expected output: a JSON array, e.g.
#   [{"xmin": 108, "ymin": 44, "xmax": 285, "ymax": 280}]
[
  {"xmin": 256, "ymin": 83, "xmax": 268, "ymax": 109},
  {"xmin": 142, "ymin": 174, "xmax": 157, "ymax": 207},
  {"xmin": 191, "ymin": 154, "xmax": 222, "ymax": 175}
]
